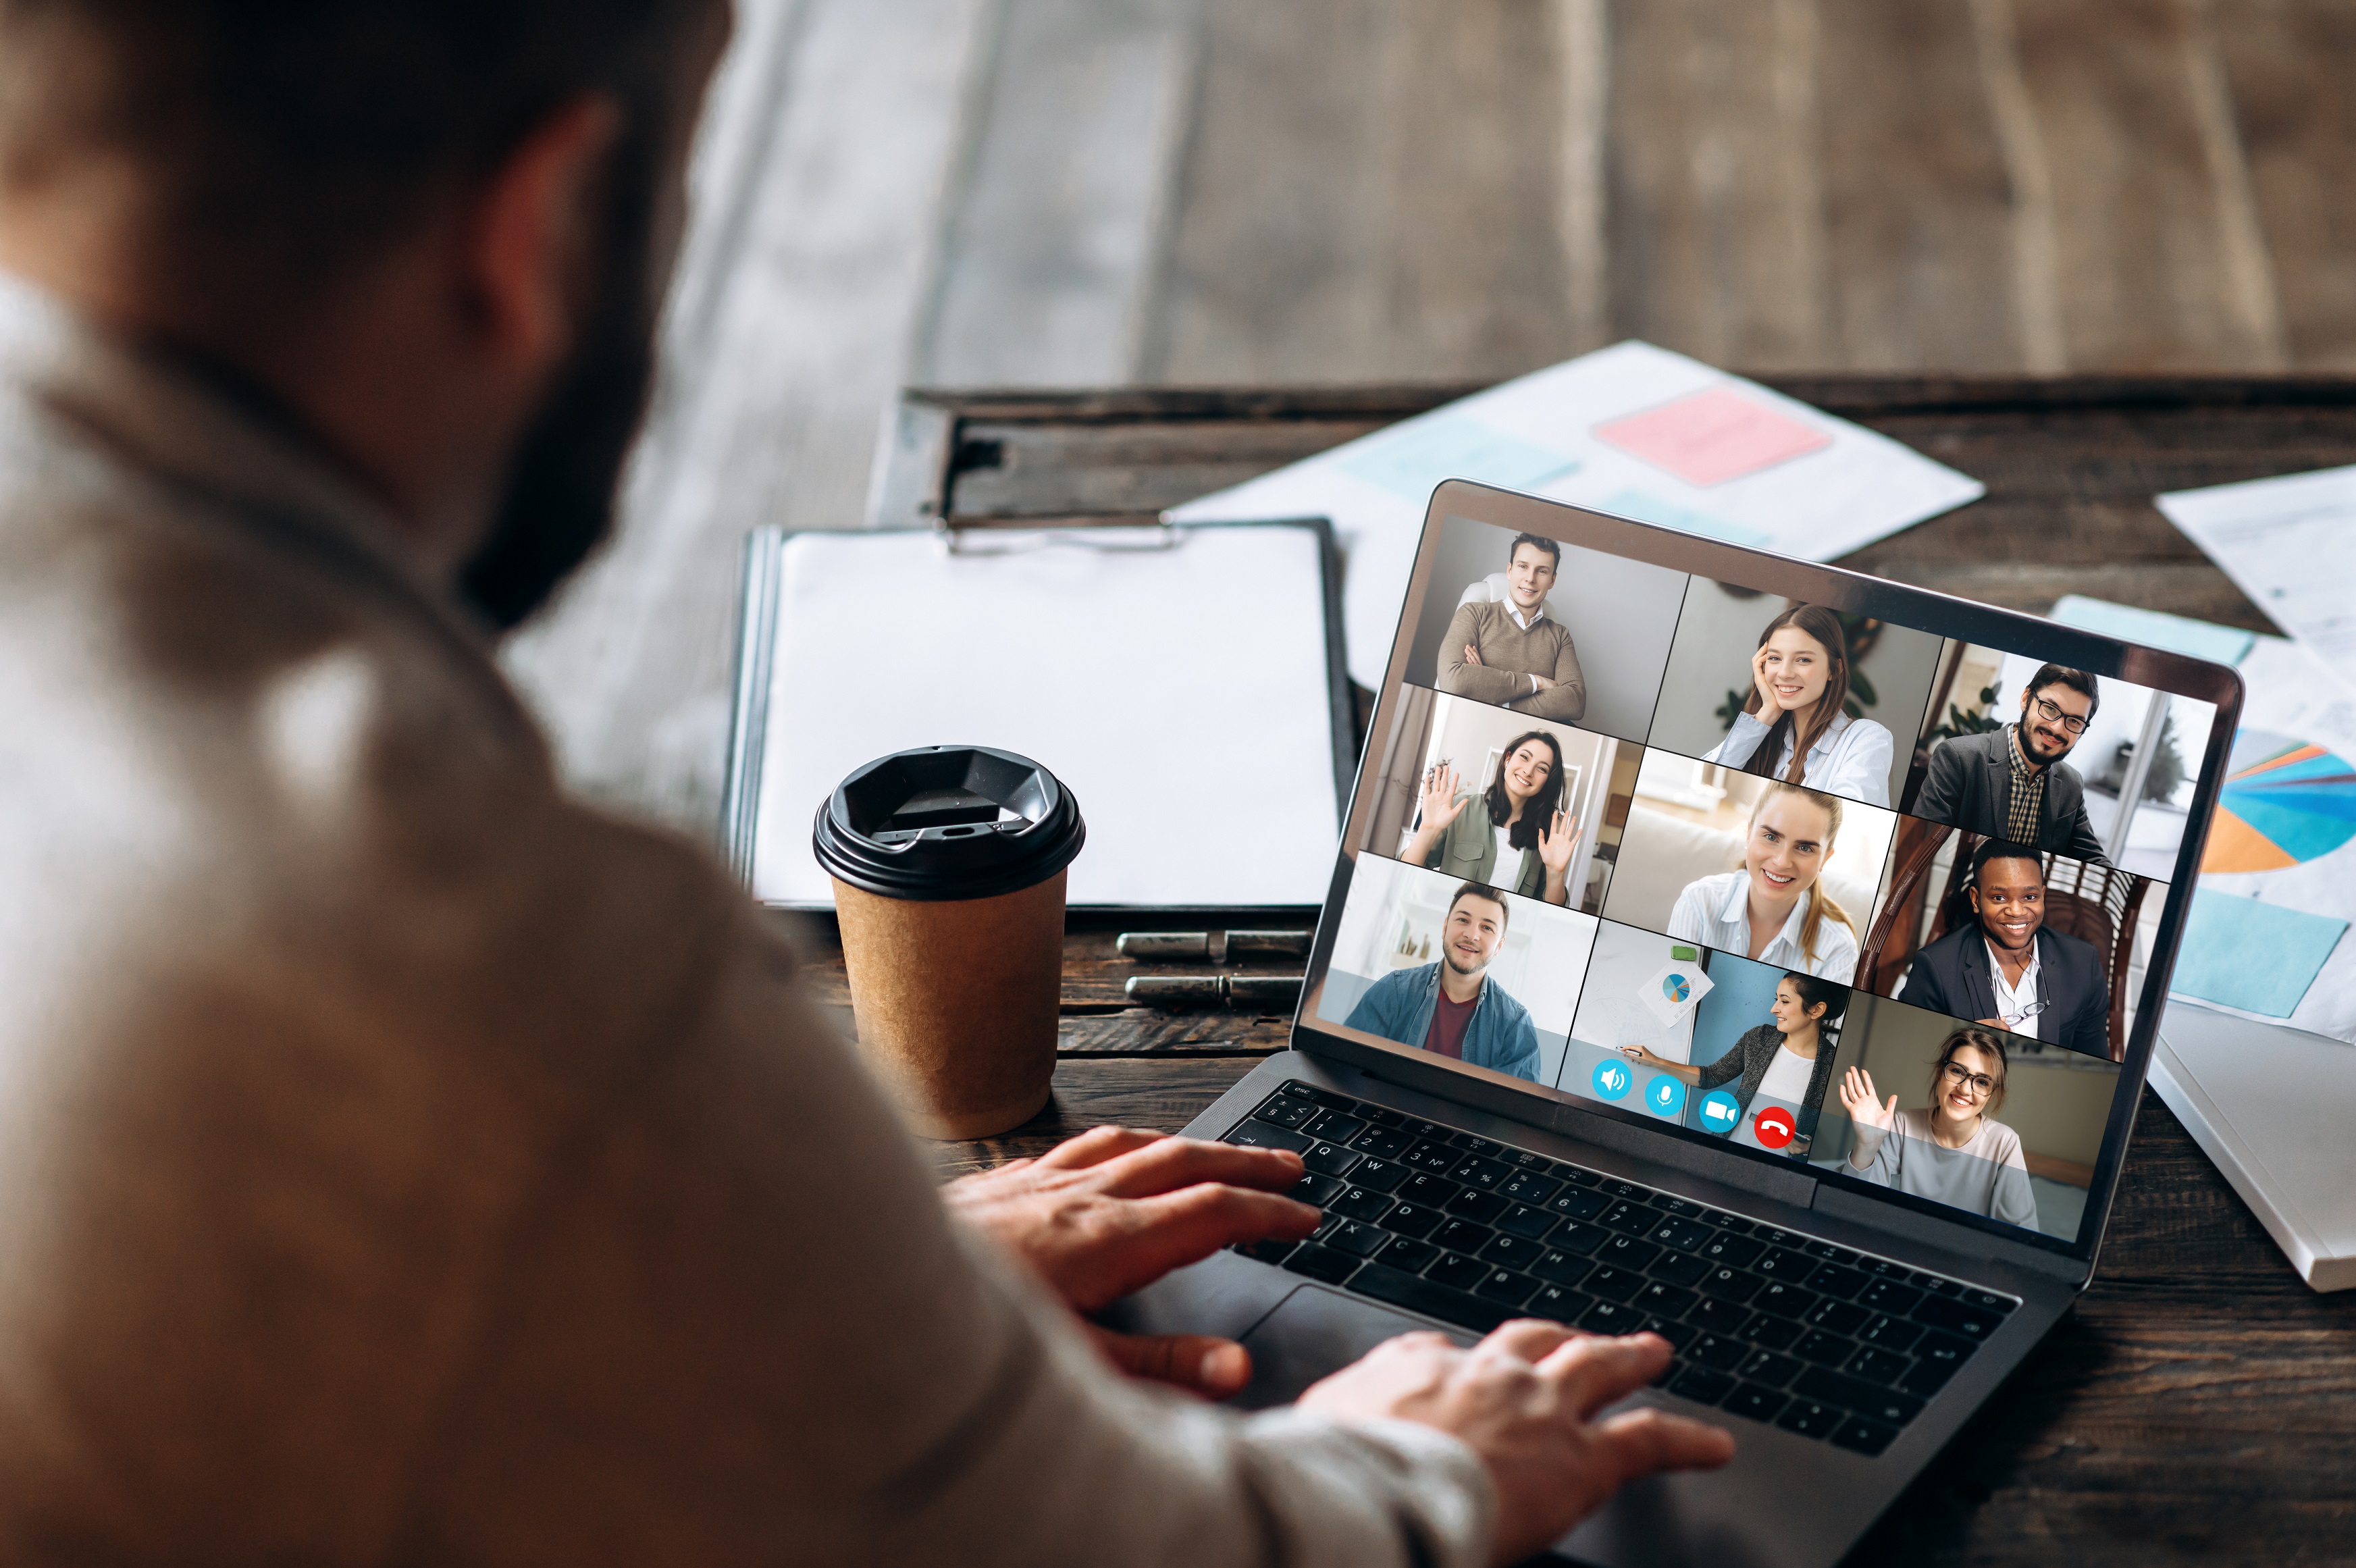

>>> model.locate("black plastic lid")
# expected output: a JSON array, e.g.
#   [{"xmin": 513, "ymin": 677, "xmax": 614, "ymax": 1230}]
[{"xmin": 812, "ymin": 745, "xmax": 1086, "ymax": 901}]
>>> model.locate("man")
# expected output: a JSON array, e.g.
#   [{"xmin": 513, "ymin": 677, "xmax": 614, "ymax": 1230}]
[
  {"xmin": 1436, "ymin": 532, "xmax": 1588, "ymax": 722},
  {"xmin": 1913, "ymin": 665, "xmax": 2112, "ymax": 864},
  {"xmin": 1899, "ymin": 842, "xmax": 2112, "ymax": 1060},
  {"xmin": 0, "ymin": 3, "xmax": 1729, "ymax": 1563},
  {"xmin": 1344, "ymin": 885, "xmax": 1543, "ymax": 1081}
]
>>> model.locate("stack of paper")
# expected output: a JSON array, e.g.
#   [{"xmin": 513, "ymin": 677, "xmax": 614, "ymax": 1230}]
[{"xmin": 1170, "ymin": 341, "xmax": 1987, "ymax": 689}]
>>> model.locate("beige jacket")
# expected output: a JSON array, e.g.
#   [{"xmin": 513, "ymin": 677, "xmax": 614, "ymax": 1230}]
[{"xmin": 0, "ymin": 273, "xmax": 1490, "ymax": 1566}]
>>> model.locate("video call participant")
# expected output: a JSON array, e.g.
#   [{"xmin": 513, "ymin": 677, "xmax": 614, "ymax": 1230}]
[
  {"xmin": 1839, "ymin": 1030, "xmax": 2039, "ymax": 1229},
  {"xmin": 1914, "ymin": 664, "xmax": 2111, "ymax": 864},
  {"xmin": 1703, "ymin": 604, "xmax": 1893, "ymax": 807},
  {"xmin": 1898, "ymin": 841, "xmax": 2111, "ymax": 1057},
  {"xmin": 1403, "ymin": 731, "xmax": 1583, "ymax": 906},
  {"xmin": 1621, "ymin": 973, "xmax": 1845, "ymax": 1159},
  {"xmin": 1667, "ymin": 783, "xmax": 1862, "ymax": 983},
  {"xmin": 1436, "ymin": 532, "xmax": 1588, "ymax": 722},
  {"xmin": 1343, "ymin": 884, "xmax": 1542, "ymax": 1080}
]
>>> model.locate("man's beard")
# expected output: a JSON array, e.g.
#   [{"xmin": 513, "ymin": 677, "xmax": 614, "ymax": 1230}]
[
  {"xmin": 457, "ymin": 141, "xmax": 662, "ymax": 632},
  {"xmin": 2018, "ymin": 721, "xmax": 2074, "ymax": 766},
  {"xmin": 1442, "ymin": 949, "xmax": 1488, "ymax": 979}
]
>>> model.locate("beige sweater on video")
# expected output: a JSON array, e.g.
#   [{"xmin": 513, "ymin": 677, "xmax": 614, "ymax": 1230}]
[
  {"xmin": 1436, "ymin": 600, "xmax": 1587, "ymax": 722},
  {"xmin": 0, "ymin": 273, "xmax": 1490, "ymax": 1566}
]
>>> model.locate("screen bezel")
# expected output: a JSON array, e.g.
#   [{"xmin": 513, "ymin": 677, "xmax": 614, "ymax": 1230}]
[{"xmin": 1292, "ymin": 479, "xmax": 2245, "ymax": 1273}]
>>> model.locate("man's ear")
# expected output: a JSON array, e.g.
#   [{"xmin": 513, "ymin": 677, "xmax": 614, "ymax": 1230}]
[{"xmin": 461, "ymin": 96, "xmax": 623, "ymax": 377}]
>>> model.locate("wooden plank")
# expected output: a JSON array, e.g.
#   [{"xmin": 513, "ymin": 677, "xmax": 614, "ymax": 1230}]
[
  {"xmin": 915, "ymin": 0, "xmax": 1206, "ymax": 387},
  {"xmin": 1816, "ymin": 0, "xmax": 2026, "ymax": 369},
  {"xmin": 504, "ymin": 0, "xmax": 995, "ymax": 832},
  {"xmin": 926, "ymin": 1055, "xmax": 1263, "ymax": 1176},
  {"xmin": 1995, "ymin": 0, "xmax": 2290, "ymax": 371},
  {"xmin": 2214, "ymin": 0, "xmax": 2356, "ymax": 369},
  {"xmin": 1147, "ymin": 0, "xmax": 1581, "ymax": 384},
  {"xmin": 1602, "ymin": 0, "xmax": 1834, "ymax": 368}
]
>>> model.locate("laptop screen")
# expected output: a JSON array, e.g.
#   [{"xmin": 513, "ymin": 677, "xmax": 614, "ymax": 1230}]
[{"xmin": 1300, "ymin": 490, "xmax": 2235, "ymax": 1257}]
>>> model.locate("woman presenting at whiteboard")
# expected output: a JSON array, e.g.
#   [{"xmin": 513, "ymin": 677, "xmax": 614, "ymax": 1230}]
[{"xmin": 1704, "ymin": 604, "xmax": 1893, "ymax": 808}]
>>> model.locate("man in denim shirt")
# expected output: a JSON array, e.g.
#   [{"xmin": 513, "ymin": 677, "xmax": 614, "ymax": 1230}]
[{"xmin": 1344, "ymin": 885, "xmax": 1542, "ymax": 1081}]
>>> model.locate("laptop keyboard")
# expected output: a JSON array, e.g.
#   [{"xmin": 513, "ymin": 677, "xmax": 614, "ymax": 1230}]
[{"xmin": 1222, "ymin": 1082, "xmax": 2018, "ymax": 1457}]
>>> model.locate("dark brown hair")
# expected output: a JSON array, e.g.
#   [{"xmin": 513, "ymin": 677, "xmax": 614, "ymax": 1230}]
[
  {"xmin": 1485, "ymin": 730, "xmax": 1567, "ymax": 852},
  {"xmin": 1739, "ymin": 604, "xmax": 1852, "ymax": 788},
  {"xmin": 1931, "ymin": 1028, "xmax": 2010, "ymax": 1116},
  {"xmin": 1446, "ymin": 882, "xmax": 1509, "ymax": 931}
]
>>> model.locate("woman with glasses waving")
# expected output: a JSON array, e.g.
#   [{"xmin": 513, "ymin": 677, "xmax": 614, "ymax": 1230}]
[{"xmin": 1836, "ymin": 1029, "xmax": 2039, "ymax": 1229}]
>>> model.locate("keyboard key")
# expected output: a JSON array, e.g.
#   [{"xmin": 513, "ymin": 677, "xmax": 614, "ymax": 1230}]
[
  {"xmin": 1596, "ymin": 1234, "xmax": 1663, "ymax": 1271},
  {"xmin": 1401, "ymin": 1140, "xmax": 1457, "ymax": 1173},
  {"xmin": 1382, "ymin": 1201, "xmax": 1444, "ymax": 1239},
  {"xmin": 1748, "ymin": 1317, "xmax": 1803, "ymax": 1351},
  {"xmin": 1378, "ymin": 1236, "xmax": 1440, "ymax": 1273},
  {"xmin": 1831, "ymin": 1416, "xmax": 1900, "ymax": 1457},
  {"xmin": 1532, "ymin": 1251, "xmax": 1595, "ymax": 1288},
  {"xmin": 1527, "ymin": 1284, "xmax": 1591, "ymax": 1322},
  {"xmin": 1706, "ymin": 1215, "xmax": 1756, "ymax": 1236},
  {"xmin": 1305, "ymin": 1109, "xmax": 1366, "ymax": 1143},
  {"xmin": 1444, "ymin": 1188, "xmax": 1509, "ymax": 1223},
  {"xmin": 1400, "ymin": 1117, "xmax": 1450, "ymax": 1141},
  {"xmin": 1361, "ymin": 1106, "xmax": 1405, "ymax": 1126},
  {"xmin": 1858, "ymin": 1279, "xmax": 1925, "ymax": 1315},
  {"xmin": 1806, "ymin": 1241, "xmax": 1861, "ymax": 1266},
  {"xmin": 1897, "ymin": 1356, "xmax": 1959, "ymax": 1399},
  {"xmin": 1234, "ymin": 1238, "xmax": 1297, "ymax": 1265},
  {"xmin": 1496, "ymin": 1203, "xmax": 1559, "ymax": 1240},
  {"xmin": 1756, "ymin": 1227, "xmax": 1808, "ymax": 1249},
  {"xmin": 1652, "ymin": 1196, "xmax": 1698, "ymax": 1218},
  {"xmin": 1310, "ymin": 1213, "xmax": 1343, "ymax": 1242},
  {"xmin": 1634, "ymin": 1282, "xmax": 1696, "ymax": 1318},
  {"xmin": 1351, "ymin": 1262, "xmax": 1511, "ymax": 1334},
  {"xmin": 1601, "ymin": 1179, "xmax": 1649, "ymax": 1201},
  {"xmin": 1648, "ymin": 1251, "xmax": 1712, "ymax": 1288},
  {"xmin": 1475, "ymin": 1268, "xmax": 1540, "ymax": 1306},
  {"xmin": 1848, "ymin": 1346, "xmax": 1912, "ymax": 1385},
  {"xmin": 1910, "ymin": 1330, "xmax": 1977, "ymax": 1378},
  {"xmin": 1552, "ymin": 1164, "xmax": 1602, "ymax": 1186},
  {"xmin": 1394, "ymin": 1173, "xmax": 1460, "ymax": 1207},
  {"xmin": 1690, "ymin": 1333, "xmax": 1748, "ymax": 1371},
  {"xmin": 1794, "ymin": 1330, "xmax": 1854, "ymax": 1367},
  {"xmin": 1331, "ymin": 1187, "xmax": 1394, "ymax": 1224},
  {"xmin": 1700, "ymin": 1234, "xmax": 1766, "ymax": 1269},
  {"xmin": 1599, "ymin": 1201, "xmax": 1654, "ymax": 1235},
  {"xmin": 1584, "ymin": 1265, "xmax": 1646, "ymax": 1303},
  {"xmin": 1579, "ymin": 1299, "xmax": 1646, "ymax": 1334},
  {"xmin": 1498, "ymin": 1170, "xmax": 1561, "ymax": 1204},
  {"xmin": 1450, "ymin": 1155, "xmax": 1511, "ymax": 1191},
  {"xmin": 1477, "ymin": 1233, "xmax": 1546, "ymax": 1270},
  {"xmin": 1802, "ymin": 1263, "xmax": 1868, "ymax": 1301},
  {"xmin": 1426, "ymin": 1253, "xmax": 1488, "ymax": 1291},
  {"xmin": 1737, "ymin": 1350, "xmax": 1801, "ymax": 1387},
  {"xmin": 1508, "ymin": 1150, "xmax": 1548, "ymax": 1168},
  {"xmin": 1281, "ymin": 1245, "xmax": 1359, "ymax": 1284},
  {"xmin": 1687, "ymin": 1299, "xmax": 1755, "ymax": 1335},
  {"xmin": 1326, "ymin": 1221, "xmax": 1392, "ymax": 1257},
  {"xmin": 1647, "ymin": 1217, "xmax": 1714, "ymax": 1253},
  {"xmin": 1914, "ymin": 1297, "xmax": 2002, "ymax": 1342},
  {"xmin": 1963, "ymin": 1288, "xmax": 2018, "ymax": 1315},
  {"xmin": 1548, "ymin": 1220, "xmax": 1608, "ymax": 1256},
  {"xmin": 1697, "ymin": 1266, "xmax": 1762, "ymax": 1303},
  {"xmin": 1918, "ymin": 1274, "xmax": 1963, "ymax": 1297},
  {"xmin": 1752, "ymin": 1282, "xmax": 1818, "ymax": 1320},
  {"xmin": 1302, "ymin": 1142, "xmax": 1362, "ymax": 1178},
  {"xmin": 1454, "ymin": 1134, "xmax": 1502, "ymax": 1156},
  {"xmin": 1669, "ymin": 1365, "xmax": 1737, "ymax": 1406},
  {"xmin": 1225, "ymin": 1121, "xmax": 1314, "ymax": 1155},
  {"xmin": 1431, "ymin": 1220, "xmax": 1494, "ymax": 1255},
  {"xmin": 1349, "ymin": 1157, "xmax": 1411, "ymax": 1193},
  {"xmin": 1793, "ymin": 1367, "xmax": 1925, "ymax": 1428},
  {"xmin": 1751, "ymin": 1247, "xmax": 1810, "ymax": 1280},
  {"xmin": 1548, "ymin": 1188, "xmax": 1609, "ymax": 1222},
  {"xmin": 1638, "ymin": 1316, "xmax": 1700, "ymax": 1351},
  {"xmin": 1721, "ymin": 1384, "xmax": 1790, "ymax": 1424},
  {"xmin": 1254, "ymin": 1097, "xmax": 1318, "ymax": 1129},
  {"xmin": 1856, "ymin": 1314, "xmax": 1925, "ymax": 1353},
  {"xmin": 1281, "ymin": 1084, "xmax": 1349, "ymax": 1108},
  {"xmin": 1775, "ymin": 1400, "xmax": 1844, "ymax": 1440},
  {"xmin": 1347, "ymin": 1124, "xmax": 1410, "ymax": 1159},
  {"xmin": 1289, "ymin": 1173, "xmax": 1346, "ymax": 1207},
  {"xmin": 1807, "ymin": 1300, "xmax": 1869, "ymax": 1336}
]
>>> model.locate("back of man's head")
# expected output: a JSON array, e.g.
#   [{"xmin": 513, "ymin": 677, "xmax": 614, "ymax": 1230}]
[{"xmin": 0, "ymin": 0, "xmax": 715, "ymax": 333}]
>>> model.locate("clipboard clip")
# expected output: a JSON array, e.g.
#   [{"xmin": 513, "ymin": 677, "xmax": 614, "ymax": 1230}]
[{"xmin": 934, "ymin": 516, "xmax": 1184, "ymax": 556}]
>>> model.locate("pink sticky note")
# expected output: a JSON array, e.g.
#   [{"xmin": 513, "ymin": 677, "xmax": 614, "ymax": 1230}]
[{"xmin": 1592, "ymin": 386, "xmax": 1832, "ymax": 488}]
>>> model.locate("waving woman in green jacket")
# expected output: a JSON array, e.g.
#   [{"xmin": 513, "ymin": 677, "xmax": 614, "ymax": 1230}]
[{"xmin": 1400, "ymin": 729, "xmax": 1582, "ymax": 906}]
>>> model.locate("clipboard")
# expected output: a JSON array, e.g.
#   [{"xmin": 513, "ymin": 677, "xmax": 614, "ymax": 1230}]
[{"xmin": 721, "ymin": 515, "xmax": 1355, "ymax": 910}]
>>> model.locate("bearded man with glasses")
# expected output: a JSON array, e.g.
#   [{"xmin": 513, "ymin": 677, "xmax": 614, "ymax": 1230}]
[{"xmin": 1913, "ymin": 665, "xmax": 2111, "ymax": 865}]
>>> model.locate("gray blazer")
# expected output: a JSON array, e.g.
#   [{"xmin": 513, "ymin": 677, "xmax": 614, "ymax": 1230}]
[{"xmin": 1912, "ymin": 727, "xmax": 2111, "ymax": 865}]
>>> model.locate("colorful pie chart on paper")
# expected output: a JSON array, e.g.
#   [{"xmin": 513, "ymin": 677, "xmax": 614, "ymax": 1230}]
[{"xmin": 2201, "ymin": 729, "xmax": 2356, "ymax": 874}]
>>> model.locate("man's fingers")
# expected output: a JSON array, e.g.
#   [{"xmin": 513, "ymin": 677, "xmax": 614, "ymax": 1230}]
[
  {"xmin": 1089, "ymin": 1326, "xmax": 1253, "ymax": 1398},
  {"xmin": 1032, "ymin": 1126, "xmax": 1165, "ymax": 1171},
  {"xmin": 1594, "ymin": 1405, "xmax": 1737, "ymax": 1483},
  {"xmin": 1097, "ymin": 1134, "xmax": 1309, "ymax": 1198},
  {"xmin": 1539, "ymin": 1332, "xmax": 1676, "ymax": 1419},
  {"xmin": 1485, "ymin": 1318, "xmax": 1580, "ymax": 1363}
]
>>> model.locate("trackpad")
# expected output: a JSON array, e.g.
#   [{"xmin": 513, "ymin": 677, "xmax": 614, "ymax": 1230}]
[{"xmin": 1231, "ymin": 1284, "xmax": 1475, "ymax": 1411}]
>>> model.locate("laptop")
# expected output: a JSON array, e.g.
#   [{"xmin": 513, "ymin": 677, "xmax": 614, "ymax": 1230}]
[{"xmin": 1105, "ymin": 480, "xmax": 2242, "ymax": 1567}]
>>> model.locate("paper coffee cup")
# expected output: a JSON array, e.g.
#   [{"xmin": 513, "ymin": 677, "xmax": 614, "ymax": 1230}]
[{"xmin": 813, "ymin": 746, "xmax": 1085, "ymax": 1139}]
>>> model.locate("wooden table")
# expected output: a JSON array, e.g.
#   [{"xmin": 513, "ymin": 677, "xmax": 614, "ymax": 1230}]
[{"xmin": 833, "ymin": 377, "xmax": 2356, "ymax": 1566}]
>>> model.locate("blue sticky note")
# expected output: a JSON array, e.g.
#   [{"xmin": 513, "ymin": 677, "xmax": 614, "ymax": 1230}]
[
  {"xmin": 2047, "ymin": 596, "xmax": 2258, "ymax": 667},
  {"xmin": 1340, "ymin": 415, "xmax": 1579, "ymax": 502},
  {"xmin": 2172, "ymin": 887, "xmax": 2349, "ymax": 1017},
  {"xmin": 1596, "ymin": 489, "xmax": 1773, "ymax": 548}
]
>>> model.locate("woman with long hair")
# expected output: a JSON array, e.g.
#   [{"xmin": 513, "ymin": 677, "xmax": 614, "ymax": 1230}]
[
  {"xmin": 1704, "ymin": 604, "xmax": 1893, "ymax": 807},
  {"xmin": 1666, "ymin": 782, "xmax": 1860, "ymax": 982},
  {"xmin": 1403, "ymin": 729, "xmax": 1582, "ymax": 906},
  {"xmin": 1838, "ymin": 1028, "xmax": 2039, "ymax": 1228},
  {"xmin": 1623, "ymin": 972, "xmax": 1847, "ymax": 1159}
]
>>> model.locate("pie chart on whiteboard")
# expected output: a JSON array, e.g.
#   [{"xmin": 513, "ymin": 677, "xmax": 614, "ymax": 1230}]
[{"xmin": 2201, "ymin": 730, "xmax": 2356, "ymax": 874}]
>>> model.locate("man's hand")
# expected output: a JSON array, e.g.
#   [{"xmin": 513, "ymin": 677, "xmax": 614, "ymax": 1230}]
[
  {"xmin": 1527, "ymin": 673, "xmax": 1556, "ymax": 692},
  {"xmin": 1463, "ymin": 642, "xmax": 1484, "ymax": 667},
  {"xmin": 945, "ymin": 1126, "xmax": 1318, "ymax": 1397},
  {"xmin": 1301, "ymin": 1324, "xmax": 1734, "ymax": 1566}
]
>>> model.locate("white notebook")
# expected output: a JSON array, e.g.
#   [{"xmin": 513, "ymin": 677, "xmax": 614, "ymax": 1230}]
[{"xmin": 723, "ymin": 522, "xmax": 1350, "ymax": 908}]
